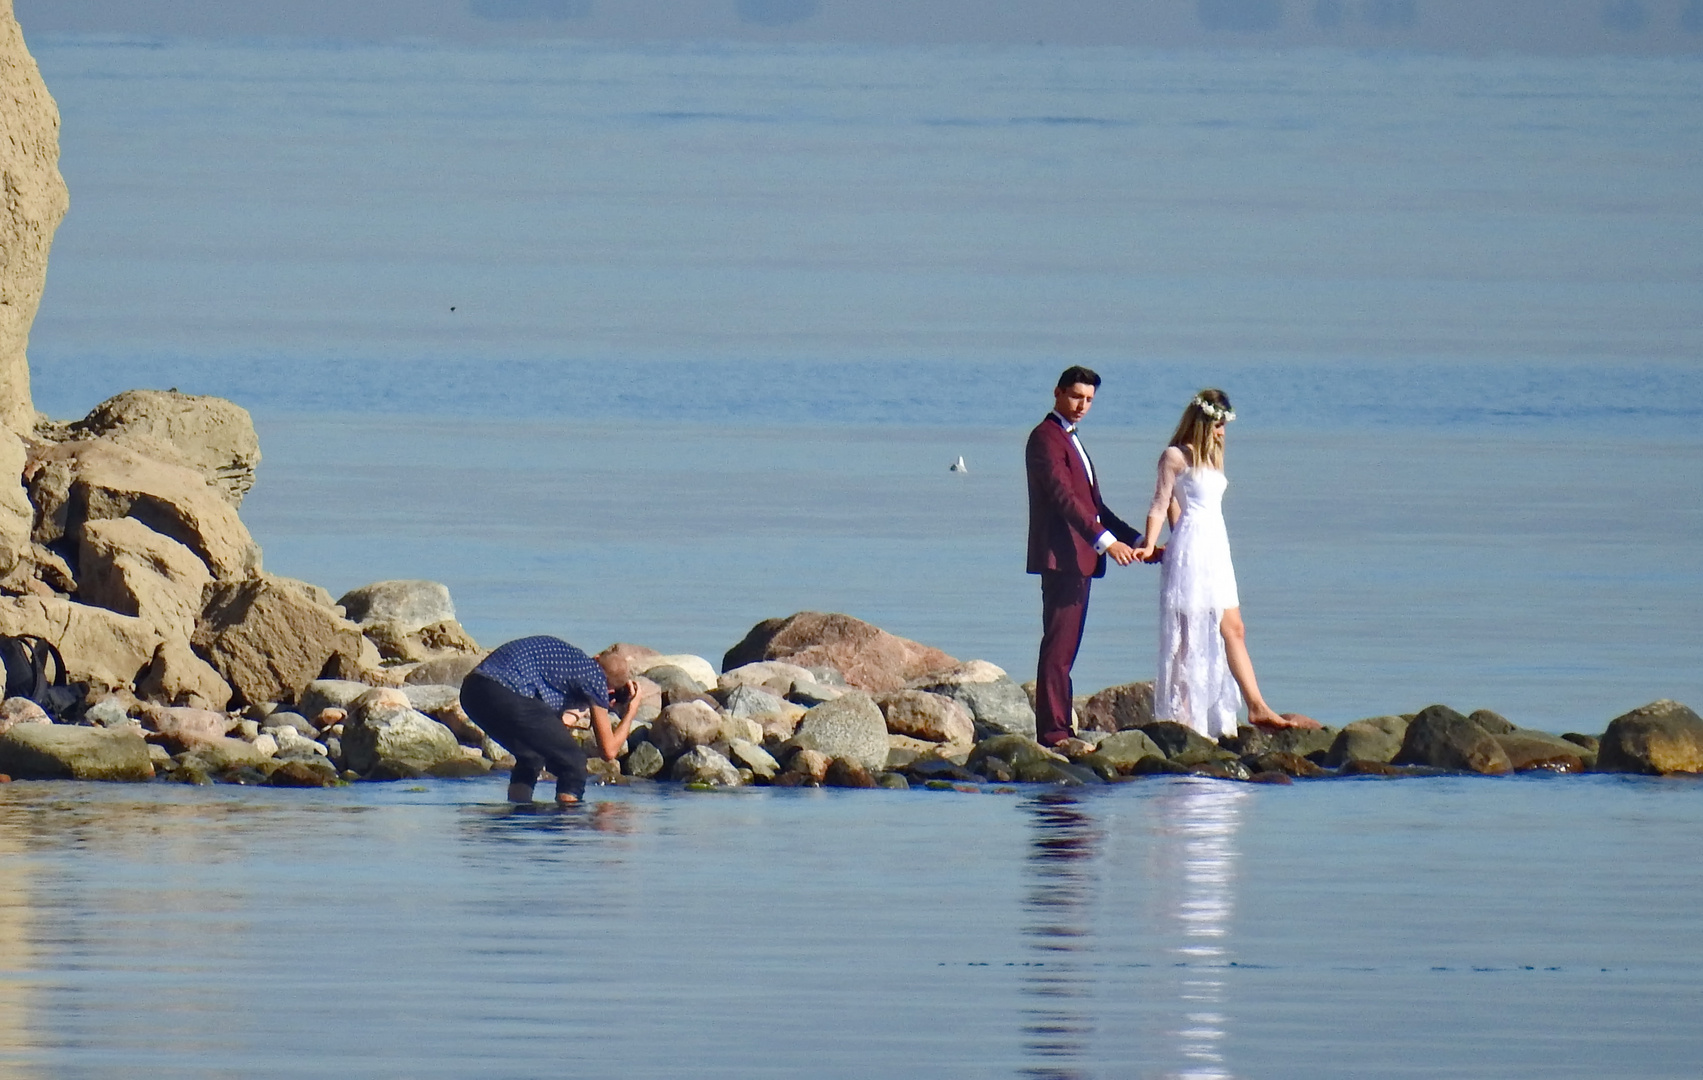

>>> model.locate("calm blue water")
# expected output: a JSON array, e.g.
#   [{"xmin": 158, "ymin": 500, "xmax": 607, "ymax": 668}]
[{"xmin": 4, "ymin": 36, "xmax": 1701, "ymax": 1076}]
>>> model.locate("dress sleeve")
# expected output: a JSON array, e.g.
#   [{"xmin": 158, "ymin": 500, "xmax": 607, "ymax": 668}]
[{"xmin": 1147, "ymin": 446, "xmax": 1186, "ymax": 522}]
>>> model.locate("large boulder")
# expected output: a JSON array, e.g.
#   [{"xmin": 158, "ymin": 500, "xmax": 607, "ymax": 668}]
[
  {"xmin": 1138, "ymin": 721, "xmax": 1223, "ymax": 765},
  {"xmin": 76, "ymin": 517, "xmax": 212, "ymax": 641},
  {"xmin": 1084, "ymin": 729, "xmax": 1165, "ymax": 768},
  {"xmin": 671, "ymin": 744, "xmax": 742, "ymax": 786},
  {"xmin": 0, "ymin": 430, "xmax": 32, "ymax": 578},
  {"xmin": 340, "ymin": 689, "xmax": 463, "ymax": 776},
  {"xmin": 193, "ymin": 574, "xmax": 368, "ymax": 706},
  {"xmin": 0, "ymin": 723, "xmax": 153, "ymax": 781},
  {"xmin": 641, "ymin": 654, "xmax": 718, "ymax": 692},
  {"xmin": 722, "ymin": 612, "xmax": 956, "ymax": 693},
  {"xmin": 1392, "ymin": 705, "xmax": 1511, "ymax": 775},
  {"xmin": 134, "ymin": 638, "xmax": 233, "ymax": 709},
  {"xmin": 0, "ymin": 595, "xmax": 162, "ymax": 691},
  {"xmin": 69, "ymin": 389, "xmax": 261, "ymax": 505},
  {"xmin": 0, "ymin": 1, "xmax": 69, "ymax": 435},
  {"xmin": 909, "ymin": 662, "xmax": 1037, "ymax": 739},
  {"xmin": 1078, "ymin": 681, "xmax": 1155, "ymax": 733},
  {"xmin": 1324, "ymin": 716, "xmax": 1409, "ymax": 767},
  {"xmin": 874, "ymin": 689, "xmax": 975, "ymax": 744},
  {"xmin": 1595, "ymin": 700, "xmax": 1703, "ymax": 776},
  {"xmin": 28, "ymin": 439, "xmax": 261, "ymax": 578},
  {"xmin": 337, "ymin": 580, "xmax": 454, "ymax": 633},
  {"xmin": 1493, "ymin": 730, "xmax": 1588, "ymax": 773},
  {"xmin": 649, "ymin": 700, "xmax": 723, "ymax": 758},
  {"xmin": 1262, "ymin": 724, "xmax": 1339, "ymax": 759},
  {"xmin": 785, "ymin": 691, "xmax": 889, "ymax": 772},
  {"xmin": 362, "ymin": 618, "xmax": 481, "ymax": 664}
]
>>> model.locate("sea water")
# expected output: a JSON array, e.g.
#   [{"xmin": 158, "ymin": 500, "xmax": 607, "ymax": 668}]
[{"xmin": 2, "ymin": 35, "xmax": 1701, "ymax": 1076}]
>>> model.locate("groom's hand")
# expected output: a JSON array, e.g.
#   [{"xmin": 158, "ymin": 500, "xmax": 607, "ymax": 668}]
[{"xmin": 1107, "ymin": 541, "xmax": 1138, "ymax": 566}]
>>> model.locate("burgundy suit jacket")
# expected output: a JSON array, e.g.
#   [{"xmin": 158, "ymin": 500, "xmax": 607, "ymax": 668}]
[{"xmin": 1025, "ymin": 413, "xmax": 1141, "ymax": 578}]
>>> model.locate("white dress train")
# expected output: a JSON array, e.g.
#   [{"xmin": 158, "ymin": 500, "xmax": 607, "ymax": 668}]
[{"xmin": 1151, "ymin": 455, "xmax": 1243, "ymax": 738}]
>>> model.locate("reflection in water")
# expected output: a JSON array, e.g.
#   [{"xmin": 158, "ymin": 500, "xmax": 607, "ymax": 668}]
[
  {"xmin": 0, "ymin": 823, "xmax": 38, "ymax": 1079},
  {"xmin": 1020, "ymin": 791, "xmax": 1101, "ymax": 1080},
  {"xmin": 1154, "ymin": 781, "xmax": 1248, "ymax": 1080}
]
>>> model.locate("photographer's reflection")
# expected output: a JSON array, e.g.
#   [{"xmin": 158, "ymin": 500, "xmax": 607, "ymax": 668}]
[{"xmin": 1020, "ymin": 790, "xmax": 1101, "ymax": 1080}]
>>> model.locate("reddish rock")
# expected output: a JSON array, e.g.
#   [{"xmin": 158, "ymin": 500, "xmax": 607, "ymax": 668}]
[
  {"xmin": 139, "ymin": 704, "xmax": 237, "ymax": 752},
  {"xmin": 1338, "ymin": 759, "xmax": 1405, "ymax": 777},
  {"xmin": 788, "ymin": 747, "xmax": 832, "ymax": 782},
  {"xmin": 1077, "ymin": 680, "xmax": 1154, "ymax": 733},
  {"xmin": 1247, "ymin": 750, "xmax": 1327, "ymax": 778},
  {"xmin": 722, "ymin": 612, "xmax": 956, "ymax": 694},
  {"xmin": 874, "ymin": 689, "xmax": 975, "ymax": 744},
  {"xmin": 1493, "ymin": 732, "xmax": 1586, "ymax": 773},
  {"xmin": 823, "ymin": 758, "xmax": 878, "ymax": 788},
  {"xmin": 0, "ymin": 696, "xmax": 50, "ymax": 734}
]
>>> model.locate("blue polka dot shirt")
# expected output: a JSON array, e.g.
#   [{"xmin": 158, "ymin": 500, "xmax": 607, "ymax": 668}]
[{"xmin": 473, "ymin": 636, "xmax": 609, "ymax": 713}]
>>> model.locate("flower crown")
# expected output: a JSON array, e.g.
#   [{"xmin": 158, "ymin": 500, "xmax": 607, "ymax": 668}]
[{"xmin": 1193, "ymin": 395, "xmax": 1236, "ymax": 423}]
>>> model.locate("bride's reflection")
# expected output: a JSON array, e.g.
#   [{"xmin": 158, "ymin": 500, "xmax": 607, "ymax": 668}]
[
  {"xmin": 1020, "ymin": 790, "xmax": 1101, "ymax": 1080},
  {"xmin": 1152, "ymin": 779, "xmax": 1248, "ymax": 1080}
]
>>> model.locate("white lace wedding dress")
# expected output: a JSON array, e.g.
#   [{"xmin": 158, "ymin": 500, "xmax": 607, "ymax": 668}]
[{"xmin": 1150, "ymin": 453, "xmax": 1243, "ymax": 738}]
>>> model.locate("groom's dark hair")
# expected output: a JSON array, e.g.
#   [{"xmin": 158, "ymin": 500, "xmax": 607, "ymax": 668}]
[{"xmin": 1056, "ymin": 365, "xmax": 1101, "ymax": 390}]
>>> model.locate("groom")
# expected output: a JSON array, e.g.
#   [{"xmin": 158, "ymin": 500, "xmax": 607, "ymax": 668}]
[{"xmin": 1026, "ymin": 366, "xmax": 1145, "ymax": 748}]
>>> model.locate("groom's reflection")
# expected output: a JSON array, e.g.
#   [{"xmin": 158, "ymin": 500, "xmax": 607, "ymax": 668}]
[{"xmin": 1019, "ymin": 790, "xmax": 1101, "ymax": 1080}]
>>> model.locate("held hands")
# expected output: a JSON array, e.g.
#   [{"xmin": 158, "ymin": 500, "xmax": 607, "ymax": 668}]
[
  {"xmin": 1106, "ymin": 541, "xmax": 1139, "ymax": 566},
  {"xmin": 1127, "ymin": 542, "xmax": 1165, "ymax": 565}
]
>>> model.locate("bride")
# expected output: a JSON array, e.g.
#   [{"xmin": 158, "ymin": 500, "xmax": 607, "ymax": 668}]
[{"xmin": 1133, "ymin": 389, "xmax": 1304, "ymax": 737}]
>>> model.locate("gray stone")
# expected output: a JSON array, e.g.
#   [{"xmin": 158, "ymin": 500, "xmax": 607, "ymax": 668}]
[
  {"xmin": 640, "ymin": 654, "xmax": 718, "ymax": 692},
  {"xmin": 723, "ymin": 683, "xmax": 803, "ymax": 723},
  {"xmin": 400, "ymin": 684, "xmax": 462, "ymax": 715},
  {"xmin": 726, "ymin": 738, "xmax": 778, "ymax": 780},
  {"xmin": 1139, "ymin": 721, "xmax": 1223, "ymax": 764},
  {"xmin": 876, "ymin": 771, "xmax": 910, "ymax": 790},
  {"xmin": 260, "ymin": 711, "xmax": 318, "ymax": 738},
  {"xmin": 267, "ymin": 758, "xmax": 339, "ymax": 787},
  {"xmin": 336, "ymin": 580, "xmax": 455, "ymax": 632},
  {"xmin": 1468, "ymin": 709, "xmax": 1517, "ymax": 735},
  {"xmin": 177, "ymin": 736, "xmax": 273, "ymax": 772},
  {"xmin": 967, "ymin": 733, "xmax": 1064, "ymax": 773},
  {"xmin": 1392, "ymin": 705, "xmax": 1511, "ymax": 775},
  {"xmin": 1086, "ymin": 729, "xmax": 1165, "ymax": 768},
  {"xmin": 644, "ymin": 665, "xmax": 703, "ymax": 698},
  {"xmin": 650, "ymin": 700, "xmax": 724, "ymax": 758},
  {"xmin": 625, "ymin": 741, "xmax": 665, "ymax": 779},
  {"xmin": 1594, "ymin": 700, "xmax": 1703, "ymax": 775},
  {"xmin": 1324, "ymin": 716, "xmax": 1409, "ymax": 767},
  {"xmin": 1261, "ymin": 724, "xmax": 1339, "ymax": 759},
  {"xmin": 785, "ymin": 691, "xmax": 890, "ymax": 773},
  {"xmin": 0, "ymin": 724, "xmax": 154, "ymax": 781},
  {"xmin": 1078, "ymin": 681, "xmax": 1155, "ymax": 733},
  {"xmin": 911, "ymin": 674, "xmax": 1036, "ymax": 739},
  {"xmin": 297, "ymin": 679, "xmax": 375, "ymax": 719},
  {"xmin": 403, "ymin": 654, "xmax": 485, "ymax": 687},
  {"xmin": 341, "ymin": 700, "xmax": 463, "ymax": 776},
  {"xmin": 670, "ymin": 745, "xmax": 742, "ymax": 786}
]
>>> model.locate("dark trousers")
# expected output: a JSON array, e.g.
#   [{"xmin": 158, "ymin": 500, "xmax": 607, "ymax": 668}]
[
  {"xmin": 1035, "ymin": 571, "xmax": 1091, "ymax": 746},
  {"xmin": 460, "ymin": 673, "xmax": 588, "ymax": 799}
]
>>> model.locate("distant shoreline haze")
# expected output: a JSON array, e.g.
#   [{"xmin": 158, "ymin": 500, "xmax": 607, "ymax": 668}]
[{"xmin": 23, "ymin": 0, "xmax": 1703, "ymax": 54}]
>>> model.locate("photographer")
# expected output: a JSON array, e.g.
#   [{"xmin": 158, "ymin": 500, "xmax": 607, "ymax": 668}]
[{"xmin": 459, "ymin": 636, "xmax": 641, "ymax": 806}]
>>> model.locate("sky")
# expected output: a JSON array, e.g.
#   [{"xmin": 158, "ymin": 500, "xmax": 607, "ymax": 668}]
[{"xmin": 21, "ymin": 0, "xmax": 1703, "ymax": 53}]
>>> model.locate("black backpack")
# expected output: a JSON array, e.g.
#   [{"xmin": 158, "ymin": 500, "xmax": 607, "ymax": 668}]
[{"xmin": 0, "ymin": 634, "xmax": 87, "ymax": 722}]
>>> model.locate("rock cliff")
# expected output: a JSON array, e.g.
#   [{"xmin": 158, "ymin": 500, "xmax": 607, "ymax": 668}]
[{"xmin": 0, "ymin": 0, "xmax": 69, "ymax": 434}]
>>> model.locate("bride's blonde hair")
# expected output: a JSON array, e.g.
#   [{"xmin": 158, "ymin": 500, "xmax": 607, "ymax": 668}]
[{"xmin": 1167, "ymin": 388, "xmax": 1234, "ymax": 470}]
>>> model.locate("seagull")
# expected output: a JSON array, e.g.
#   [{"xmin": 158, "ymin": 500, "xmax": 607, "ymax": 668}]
[{"xmin": 949, "ymin": 456, "xmax": 968, "ymax": 473}]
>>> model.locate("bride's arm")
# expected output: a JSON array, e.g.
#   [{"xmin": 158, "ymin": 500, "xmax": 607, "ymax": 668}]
[{"xmin": 1134, "ymin": 447, "xmax": 1186, "ymax": 561}]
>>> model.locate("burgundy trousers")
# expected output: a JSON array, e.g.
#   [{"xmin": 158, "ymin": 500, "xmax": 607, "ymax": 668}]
[{"xmin": 1035, "ymin": 571, "xmax": 1091, "ymax": 746}]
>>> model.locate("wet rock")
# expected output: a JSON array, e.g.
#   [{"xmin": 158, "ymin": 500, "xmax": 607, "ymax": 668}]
[
  {"xmin": 168, "ymin": 760, "xmax": 214, "ymax": 785},
  {"xmin": 785, "ymin": 691, "xmax": 889, "ymax": 772},
  {"xmin": 1494, "ymin": 730, "xmax": 1589, "ymax": 773},
  {"xmin": 1562, "ymin": 732, "xmax": 1599, "ymax": 753},
  {"xmin": 1016, "ymin": 758, "xmax": 1100, "ymax": 785},
  {"xmin": 824, "ymin": 758, "xmax": 878, "ymax": 788},
  {"xmin": 787, "ymin": 747, "xmax": 832, "ymax": 783},
  {"xmin": 195, "ymin": 575, "xmax": 368, "ymax": 706},
  {"xmin": 1217, "ymin": 725, "xmax": 1270, "ymax": 756},
  {"xmin": 76, "ymin": 516, "xmax": 212, "ymax": 641},
  {"xmin": 900, "ymin": 758, "xmax": 984, "ymax": 784},
  {"xmin": 585, "ymin": 757, "xmax": 622, "ymax": 784},
  {"xmin": 1190, "ymin": 757, "xmax": 1252, "ymax": 781},
  {"xmin": 979, "ymin": 756, "xmax": 1015, "ymax": 782},
  {"xmin": 1084, "ymin": 729, "xmax": 1165, "ymax": 768},
  {"xmin": 967, "ymin": 734, "xmax": 1064, "ymax": 777},
  {"xmin": 1245, "ymin": 751, "xmax": 1327, "ymax": 778},
  {"xmin": 1323, "ymin": 716, "xmax": 1409, "ymax": 767},
  {"xmin": 0, "ymin": 723, "xmax": 151, "ymax": 780},
  {"xmin": 1595, "ymin": 700, "xmax": 1703, "ymax": 776},
  {"xmin": 267, "ymin": 759, "xmax": 338, "ymax": 787},
  {"xmin": 877, "ymin": 771, "xmax": 910, "ymax": 790},
  {"xmin": 650, "ymin": 700, "xmax": 723, "ymax": 758},
  {"xmin": 1392, "ymin": 705, "xmax": 1511, "ymax": 775},
  {"xmin": 1078, "ymin": 680, "xmax": 1155, "ymax": 733},
  {"xmin": 874, "ymin": 689, "xmax": 976, "ymax": 744},
  {"xmin": 671, "ymin": 745, "xmax": 741, "ymax": 786},
  {"xmin": 1337, "ymin": 759, "xmax": 1406, "ymax": 777},
  {"xmin": 1138, "ymin": 721, "xmax": 1223, "ymax": 765},
  {"xmin": 340, "ymin": 693, "xmax": 463, "ymax": 776},
  {"xmin": 70, "ymin": 389, "xmax": 261, "ymax": 506},
  {"xmin": 624, "ymin": 741, "xmax": 665, "ymax": 779},
  {"xmin": 1246, "ymin": 771, "xmax": 1294, "ymax": 785},
  {"xmin": 722, "ymin": 611, "xmax": 958, "ymax": 693},
  {"xmin": 909, "ymin": 667, "xmax": 1036, "ymax": 740},
  {"xmin": 1261, "ymin": 724, "xmax": 1339, "ymax": 760},
  {"xmin": 0, "ymin": 696, "xmax": 50, "ymax": 734},
  {"xmin": 1129, "ymin": 755, "xmax": 1193, "ymax": 776}
]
